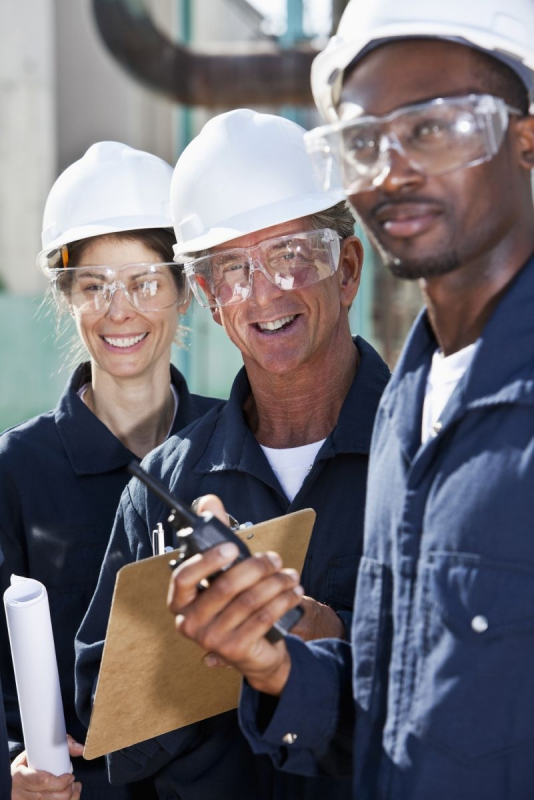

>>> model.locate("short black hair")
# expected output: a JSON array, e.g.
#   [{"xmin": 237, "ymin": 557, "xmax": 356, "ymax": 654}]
[{"xmin": 468, "ymin": 48, "xmax": 529, "ymax": 114}]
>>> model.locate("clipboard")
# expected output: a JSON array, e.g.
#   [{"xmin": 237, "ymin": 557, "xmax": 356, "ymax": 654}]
[{"xmin": 84, "ymin": 508, "xmax": 315, "ymax": 759}]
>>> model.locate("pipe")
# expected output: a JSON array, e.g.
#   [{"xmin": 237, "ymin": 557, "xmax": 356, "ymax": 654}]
[{"xmin": 91, "ymin": 0, "xmax": 317, "ymax": 107}]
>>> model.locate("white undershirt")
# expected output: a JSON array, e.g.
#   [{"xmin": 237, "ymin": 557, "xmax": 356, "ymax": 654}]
[
  {"xmin": 78, "ymin": 383, "xmax": 179, "ymax": 440},
  {"xmin": 421, "ymin": 343, "xmax": 477, "ymax": 445},
  {"xmin": 260, "ymin": 439, "xmax": 326, "ymax": 503}
]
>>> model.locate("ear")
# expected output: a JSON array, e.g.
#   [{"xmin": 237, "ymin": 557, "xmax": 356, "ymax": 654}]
[
  {"xmin": 337, "ymin": 235, "xmax": 363, "ymax": 308},
  {"xmin": 513, "ymin": 115, "xmax": 534, "ymax": 171}
]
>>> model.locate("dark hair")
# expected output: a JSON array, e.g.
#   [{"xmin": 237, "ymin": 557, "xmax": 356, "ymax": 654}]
[
  {"xmin": 468, "ymin": 49, "xmax": 529, "ymax": 114},
  {"xmin": 61, "ymin": 228, "xmax": 185, "ymax": 295}
]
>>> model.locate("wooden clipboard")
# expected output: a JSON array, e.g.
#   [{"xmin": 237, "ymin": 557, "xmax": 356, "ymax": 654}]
[{"xmin": 84, "ymin": 509, "xmax": 315, "ymax": 759}]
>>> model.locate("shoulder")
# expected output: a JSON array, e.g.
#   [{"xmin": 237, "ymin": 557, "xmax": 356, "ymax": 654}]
[{"xmin": 0, "ymin": 410, "xmax": 57, "ymax": 458}]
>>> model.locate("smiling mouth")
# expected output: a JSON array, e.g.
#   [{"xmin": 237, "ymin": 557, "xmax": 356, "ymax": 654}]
[
  {"xmin": 254, "ymin": 314, "xmax": 298, "ymax": 333},
  {"xmin": 102, "ymin": 333, "xmax": 148, "ymax": 348}
]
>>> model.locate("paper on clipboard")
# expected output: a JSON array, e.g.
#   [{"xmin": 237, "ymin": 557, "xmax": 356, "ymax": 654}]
[{"xmin": 84, "ymin": 508, "xmax": 315, "ymax": 760}]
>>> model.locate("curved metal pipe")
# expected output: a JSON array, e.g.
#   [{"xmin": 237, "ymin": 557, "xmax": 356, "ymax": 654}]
[{"xmin": 92, "ymin": 0, "xmax": 317, "ymax": 107}]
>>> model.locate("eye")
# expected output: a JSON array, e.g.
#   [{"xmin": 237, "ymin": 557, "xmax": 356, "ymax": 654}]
[
  {"xmin": 81, "ymin": 282, "xmax": 105, "ymax": 294},
  {"xmin": 413, "ymin": 118, "xmax": 449, "ymax": 140},
  {"xmin": 343, "ymin": 126, "xmax": 381, "ymax": 163},
  {"xmin": 221, "ymin": 261, "xmax": 247, "ymax": 274}
]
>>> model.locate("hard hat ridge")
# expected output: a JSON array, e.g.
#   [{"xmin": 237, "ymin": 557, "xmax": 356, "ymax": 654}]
[{"xmin": 171, "ymin": 109, "xmax": 345, "ymax": 257}]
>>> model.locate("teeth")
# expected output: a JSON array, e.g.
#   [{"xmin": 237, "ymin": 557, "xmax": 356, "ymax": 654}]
[
  {"xmin": 257, "ymin": 315, "xmax": 296, "ymax": 332},
  {"xmin": 103, "ymin": 333, "xmax": 147, "ymax": 348}
]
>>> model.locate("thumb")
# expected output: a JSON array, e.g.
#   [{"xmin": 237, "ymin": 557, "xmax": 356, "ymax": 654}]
[
  {"xmin": 195, "ymin": 494, "xmax": 231, "ymax": 527},
  {"xmin": 67, "ymin": 734, "xmax": 84, "ymax": 757}
]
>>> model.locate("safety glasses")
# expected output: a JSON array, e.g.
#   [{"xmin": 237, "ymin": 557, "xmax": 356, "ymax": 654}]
[
  {"xmin": 181, "ymin": 228, "xmax": 341, "ymax": 308},
  {"xmin": 50, "ymin": 262, "xmax": 188, "ymax": 315},
  {"xmin": 304, "ymin": 94, "xmax": 523, "ymax": 195}
]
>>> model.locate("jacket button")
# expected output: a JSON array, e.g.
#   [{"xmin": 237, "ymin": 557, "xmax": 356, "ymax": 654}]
[
  {"xmin": 282, "ymin": 732, "xmax": 298, "ymax": 744},
  {"xmin": 471, "ymin": 615, "xmax": 489, "ymax": 633},
  {"xmin": 431, "ymin": 420, "xmax": 443, "ymax": 436}
]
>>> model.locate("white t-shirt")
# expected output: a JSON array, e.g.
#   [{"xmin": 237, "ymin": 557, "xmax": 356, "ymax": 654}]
[
  {"xmin": 421, "ymin": 343, "xmax": 477, "ymax": 445},
  {"xmin": 260, "ymin": 439, "xmax": 326, "ymax": 502}
]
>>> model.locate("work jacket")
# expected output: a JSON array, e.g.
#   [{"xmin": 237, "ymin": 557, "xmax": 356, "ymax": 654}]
[
  {"xmin": 0, "ymin": 547, "xmax": 11, "ymax": 799},
  {"xmin": 0, "ymin": 363, "xmax": 219, "ymax": 800},
  {"xmin": 75, "ymin": 336, "xmax": 390, "ymax": 800},
  {"xmin": 240, "ymin": 253, "xmax": 534, "ymax": 800}
]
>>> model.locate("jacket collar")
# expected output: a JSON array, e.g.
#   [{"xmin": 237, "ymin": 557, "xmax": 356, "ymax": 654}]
[
  {"xmin": 55, "ymin": 363, "xmax": 194, "ymax": 476},
  {"xmin": 193, "ymin": 335, "xmax": 390, "ymax": 478},
  {"xmin": 381, "ymin": 252, "xmax": 534, "ymax": 460}
]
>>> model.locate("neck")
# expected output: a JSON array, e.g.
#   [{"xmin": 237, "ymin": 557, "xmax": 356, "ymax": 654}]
[
  {"xmin": 85, "ymin": 361, "xmax": 175, "ymax": 459},
  {"xmin": 244, "ymin": 328, "xmax": 359, "ymax": 448},
  {"xmin": 421, "ymin": 235, "xmax": 534, "ymax": 356}
]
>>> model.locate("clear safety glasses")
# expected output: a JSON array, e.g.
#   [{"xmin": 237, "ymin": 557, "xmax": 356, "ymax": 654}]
[
  {"xmin": 181, "ymin": 228, "xmax": 341, "ymax": 308},
  {"xmin": 50, "ymin": 262, "xmax": 189, "ymax": 315},
  {"xmin": 304, "ymin": 93, "xmax": 523, "ymax": 195}
]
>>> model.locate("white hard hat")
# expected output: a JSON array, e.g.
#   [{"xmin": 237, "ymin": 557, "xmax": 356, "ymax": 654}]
[
  {"xmin": 38, "ymin": 141, "xmax": 173, "ymax": 272},
  {"xmin": 171, "ymin": 109, "xmax": 345, "ymax": 257},
  {"xmin": 312, "ymin": 0, "xmax": 534, "ymax": 122}
]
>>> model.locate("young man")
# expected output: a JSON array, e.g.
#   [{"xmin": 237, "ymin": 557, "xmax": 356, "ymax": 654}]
[
  {"xmin": 75, "ymin": 110, "xmax": 389, "ymax": 799},
  {"xmin": 167, "ymin": 3, "xmax": 534, "ymax": 799}
]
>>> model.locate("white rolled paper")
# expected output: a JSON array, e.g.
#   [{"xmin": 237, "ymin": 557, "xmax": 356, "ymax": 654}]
[{"xmin": 4, "ymin": 575, "xmax": 71, "ymax": 775}]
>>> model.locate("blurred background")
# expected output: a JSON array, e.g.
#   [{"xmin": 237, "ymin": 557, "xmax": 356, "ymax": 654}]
[{"xmin": 0, "ymin": 0, "xmax": 422, "ymax": 430}]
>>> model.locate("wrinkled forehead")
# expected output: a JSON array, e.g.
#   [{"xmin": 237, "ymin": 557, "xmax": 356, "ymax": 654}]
[
  {"xmin": 210, "ymin": 216, "xmax": 314, "ymax": 253},
  {"xmin": 339, "ymin": 38, "xmax": 500, "ymax": 119}
]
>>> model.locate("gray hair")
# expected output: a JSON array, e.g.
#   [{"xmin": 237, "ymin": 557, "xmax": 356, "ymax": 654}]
[{"xmin": 184, "ymin": 201, "xmax": 356, "ymax": 263}]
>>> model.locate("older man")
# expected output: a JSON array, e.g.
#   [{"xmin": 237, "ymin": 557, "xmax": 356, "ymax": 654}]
[
  {"xmin": 167, "ymin": 3, "xmax": 534, "ymax": 800},
  {"xmin": 75, "ymin": 110, "xmax": 389, "ymax": 799}
]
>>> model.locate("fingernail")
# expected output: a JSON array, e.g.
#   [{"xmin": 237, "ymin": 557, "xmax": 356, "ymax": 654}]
[
  {"xmin": 203, "ymin": 653, "xmax": 218, "ymax": 667},
  {"xmin": 219, "ymin": 543, "xmax": 238, "ymax": 559},
  {"xmin": 267, "ymin": 552, "xmax": 282, "ymax": 568},
  {"xmin": 175, "ymin": 614, "xmax": 185, "ymax": 628},
  {"xmin": 286, "ymin": 569, "xmax": 299, "ymax": 581},
  {"xmin": 294, "ymin": 585, "xmax": 304, "ymax": 596}
]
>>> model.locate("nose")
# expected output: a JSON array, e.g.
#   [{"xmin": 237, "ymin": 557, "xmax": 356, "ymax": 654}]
[
  {"xmin": 246, "ymin": 263, "xmax": 284, "ymax": 307},
  {"xmin": 374, "ymin": 137, "xmax": 426, "ymax": 195},
  {"xmin": 104, "ymin": 284, "xmax": 136, "ymax": 321}
]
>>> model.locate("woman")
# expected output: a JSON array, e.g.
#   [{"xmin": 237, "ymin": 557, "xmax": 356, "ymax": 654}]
[{"xmin": 0, "ymin": 141, "xmax": 220, "ymax": 799}]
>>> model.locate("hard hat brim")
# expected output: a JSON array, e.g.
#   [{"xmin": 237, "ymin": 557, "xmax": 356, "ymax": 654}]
[
  {"xmin": 313, "ymin": 22, "xmax": 534, "ymax": 121},
  {"xmin": 173, "ymin": 189, "xmax": 346, "ymax": 257},
  {"xmin": 37, "ymin": 216, "xmax": 173, "ymax": 273}
]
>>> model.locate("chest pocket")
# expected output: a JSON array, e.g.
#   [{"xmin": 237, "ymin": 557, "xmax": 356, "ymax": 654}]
[{"xmin": 410, "ymin": 552, "xmax": 534, "ymax": 762}]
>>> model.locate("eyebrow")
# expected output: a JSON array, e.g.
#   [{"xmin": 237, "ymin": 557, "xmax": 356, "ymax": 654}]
[{"xmin": 74, "ymin": 265, "xmax": 162, "ymax": 281}]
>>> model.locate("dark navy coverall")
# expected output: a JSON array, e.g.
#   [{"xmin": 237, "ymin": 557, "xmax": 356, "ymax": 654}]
[
  {"xmin": 0, "ymin": 362, "xmax": 219, "ymax": 799},
  {"xmin": 0, "ymin": 547, "xmax": 11, "ymax": 798},
  {"xmin": 240, "ymin": 254, "xmax": 534, "ymax": 800},
  {"xmin": 75, "ymin": 336, "xmax": 389, "ymax": 800}
]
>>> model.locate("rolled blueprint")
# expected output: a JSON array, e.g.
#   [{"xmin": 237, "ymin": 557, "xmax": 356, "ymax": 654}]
[{"xmin": 4, "ymin": 575, "xmax": 71, "ymax": 775}]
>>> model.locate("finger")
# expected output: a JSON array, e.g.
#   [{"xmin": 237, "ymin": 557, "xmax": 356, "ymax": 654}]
[
  {"xmin": 171, "ymin": 550, "xmax": 284, "ymax": 629},
  {"xmin": 204, "ymin": 582, "xmax": 304, "ymax": 665},
  {"xmin": 11, "ymin": 763, "xmax": 75, "ymax": 793},
  {"xmin": 167, "ymin": 541, "xmax": 240, "ymax": 612},
  {"xmin": 67, "ymin": 734, "xmax": 84, "ymax": 757},
  {"xmin": 72, "ymin": 781, "xmax": 83, "ymax": 799},
  {"xmin": 195, "ymin": 494, "xmax": 231, "ymax": 526},
  {"xmin": 11, "ymin": 750, "xmax": 28, "ymax": 769},
  {"xmin": 194, "ymin": 567, "xmax": 302, "ymax": 652},
  {"xmin": 203, "ymin": 652, "xmax": 233, "ymax": 668}
]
